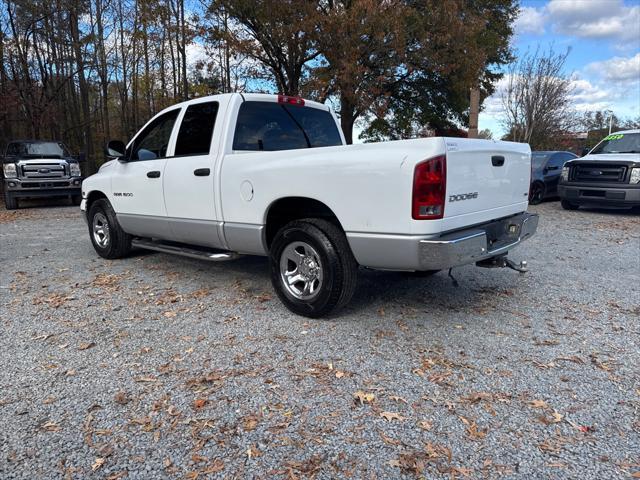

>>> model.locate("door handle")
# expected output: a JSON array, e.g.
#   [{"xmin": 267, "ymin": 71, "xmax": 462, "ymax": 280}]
[
  {"xmin": 491, "ymin": 155, "xmax": 505, "ymax": 167},
  {"xmin": 194, "ymin": 168, "xmax": 210, "ymax": 176},
  {"xmin": 147, "ymin": 171, "xmax": 161, "ymax": 178}
]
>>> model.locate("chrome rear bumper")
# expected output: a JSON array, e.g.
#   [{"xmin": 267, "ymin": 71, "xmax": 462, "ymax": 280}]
[{"xmin": 418, "ymin": 212, "xmax": 538, "ymax": 270}]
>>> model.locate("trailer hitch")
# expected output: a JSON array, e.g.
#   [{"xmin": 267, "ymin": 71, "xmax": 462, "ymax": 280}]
[{"xmin": 476, "ymin": 255, "xmax": 528, "ymax": 273}]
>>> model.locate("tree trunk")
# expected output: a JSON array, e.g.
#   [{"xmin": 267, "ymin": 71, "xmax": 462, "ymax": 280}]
[{"xmin": 69, "ymin": 7, "xmax": 95, "ymax": 174}]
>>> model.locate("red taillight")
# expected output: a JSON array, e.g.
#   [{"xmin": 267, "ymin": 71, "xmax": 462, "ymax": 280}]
[
  {"xmin": 412, "ymin": 155, "xmax": 446, "ymax": 220},
  {"xmin": 277, "ymin": 95, "xmax": 305, "ymax": 106}
]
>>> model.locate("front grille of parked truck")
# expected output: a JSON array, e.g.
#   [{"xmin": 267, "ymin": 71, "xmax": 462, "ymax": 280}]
[
  {"xmin": 570, "ymin": 163, "xmax": 627, "ymax": 183},
  {"xmin": 20, "ymin": 163, "xmax": 67, "ymax": 178}
]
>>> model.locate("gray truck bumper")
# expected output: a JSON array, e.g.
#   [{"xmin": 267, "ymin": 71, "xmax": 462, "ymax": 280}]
[
  {"xmin": 559, "ymin": 185, "xmax": 640, "ymax": 207},
  {"xmin": 346, "ymin": 212, "xmax": 538, "ymax": 271},
  {"xmin": 4, "ymin": 178, "xmax": 82, "ymax": 198},
  {"xmin": 418, "ymin": 212, "xmax": 538, "ymax": 270}
]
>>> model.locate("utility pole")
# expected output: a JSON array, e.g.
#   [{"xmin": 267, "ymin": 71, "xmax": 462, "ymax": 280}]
[{"xmin": 468, "ymin": 87, "xmax": 480, "ymax": 138}]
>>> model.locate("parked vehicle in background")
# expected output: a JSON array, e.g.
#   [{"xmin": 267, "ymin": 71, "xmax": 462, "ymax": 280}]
[
  {"xmin": 81, "ymin": 93, "xmax": 538, "ymax": 317},
  {"xmin": 529, "ymin": 151, "xmax": 578, "ymax": 205},
  {"xmin": 559, "ymin": 130, "xmax": 640, "ymax": 210},
  {"xmin": 2, "ymin": 141, "xmax": 84, "ymax": 210}
]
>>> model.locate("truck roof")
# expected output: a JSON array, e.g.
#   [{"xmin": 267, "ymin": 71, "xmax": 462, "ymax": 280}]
[{"xmin": 166, "ymin": 93, "xmax": 332, "ymax": 113}]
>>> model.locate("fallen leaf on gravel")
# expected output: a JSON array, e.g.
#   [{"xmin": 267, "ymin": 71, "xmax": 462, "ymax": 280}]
[
  {"xmin": 96, "ymin": 443, "xmax": 114, "ymax": 457},
  {"xmin": 92, "ymin": 458, "xmax": 105, "ymax": 471},
  {"xmin": 202, "ymin": 459, "xmax": 224, "ymax": 473},
  {"xmin": 114, "ymin": 392, "xmax": 129, "ymax": 405},
  {"xmin": 335, "ymin": 371, "xmax": 345, "ymax": 378},
  {"xmin": 417, "ymin": 420, "xmax": 433, "ymax": 431},
  {"xmin": 466, "ymin": 421, "xmax": 487, "ymax": 440},
  {"xmin": 41, "ymin": 421, "xmax": 60, "ymax": 432},
  {"xmin": 242, "ymin": 415, "xmax": 259, "ymax": 431},
  {"xmin": 254, "ymin": 293, "xmax": 271, "ymax": 302},
  {"xmin": 193, "ymin": 399, "xmax": 207, "ymax": 409},
  {"xmin": 78, "ymin": 342, "xmax": 96, "ymax": 350},
  {"xmin": 379, "ymin": 431, "xmax": 401, "ymax": 445},
  {"xmin": 631, "ymin": 472, "xmax": 640, "ymax": 478},
  {"xmin": 163, "ymin": 458, "xmax": 172, "ymax": 468},
  {"xmin": 246, "ymin": 445, "xmax": 262, "ymax": 458},
  {"xmin": 528, "ymin": 399, "xmax": 549, "ymax": 409},
  {"xmin": 380, "ymin": 411, "xmax": 405, "ymax": 421},
  {"xmin": 163, "ymin": 311, "xmax": 177, "ymax": 318},
  {"xmin": 353, "ymin": 391, "xmax": 375, "ymax": 405},
  {"xmin": 555, "ymin": 356, "xmax": 584, "ymax": 364},
  {"xmin": 539, "ymin": 411, "xmax": 564, "ymax": 425},
  {"xmin": 390, "ymin": 395, "xmax": 407, "ymax": 404},
  {"xmin": 65, "ymin": 370, "xmax": 76, "ymax": 376}
]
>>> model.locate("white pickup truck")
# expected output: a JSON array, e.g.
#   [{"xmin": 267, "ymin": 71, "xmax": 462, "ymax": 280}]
[{"xmin": 81, "ymin": 93, "xmax": 538, "ymax": 317}]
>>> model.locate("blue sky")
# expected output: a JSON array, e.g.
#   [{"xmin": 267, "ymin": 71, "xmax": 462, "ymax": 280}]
[{"xmin": 479, "ymin": 0, "xmax": 640, "ymax": 136}]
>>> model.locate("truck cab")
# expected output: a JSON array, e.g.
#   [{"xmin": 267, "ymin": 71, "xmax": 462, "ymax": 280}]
[{"xmin": 2, "ymin": 140, "xmax": 84, "ymax": 210}]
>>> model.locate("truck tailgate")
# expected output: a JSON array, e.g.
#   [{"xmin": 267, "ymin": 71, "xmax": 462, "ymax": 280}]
[{"xmin": 442, "ymin": 138, "xmax": 531, "ymax": 230}]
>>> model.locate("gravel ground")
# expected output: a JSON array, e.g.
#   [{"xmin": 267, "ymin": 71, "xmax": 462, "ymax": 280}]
[{"xmin": 0, "ymin": 198, "xmax": 639, "ymax": 479}]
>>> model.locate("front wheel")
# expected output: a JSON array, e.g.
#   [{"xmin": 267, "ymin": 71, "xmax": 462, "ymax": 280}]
[
  {"xmin": 269, "ymin": 218, "xmax": 358, "ymax": 318},
  {"xmin": 87, "ymin": 198, "xmax": 132, "ymax": 259},
  {"xmin": 4, "ymin": 193, "xmax": 17, "ymax": 210},
  {"xmin": 561, "ymin": 199, "xmax": 579, "ymax": 210}
]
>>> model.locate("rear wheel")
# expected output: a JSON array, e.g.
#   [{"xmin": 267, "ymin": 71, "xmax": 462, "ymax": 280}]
[
  {"xmin": 529, "ymin": 182, "xmax": 545, "ymax": 205},
  {"xmin": 4, "ymin": 193, "xmax": 17, "ymax": 210},
  {"xmin": 269, "ymin": 218, "xmax": 358, "ymax": 318},
  {"xmin": 87, "ymin": 198, "xmax": 132, "ymax": 259},
  {"xmin": 561, "ymin": 199, "xmax": 579, "ymax": 210}
]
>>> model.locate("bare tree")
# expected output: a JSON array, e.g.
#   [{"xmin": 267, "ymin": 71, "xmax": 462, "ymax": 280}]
[{"xmin": 501, "ymin": 48, "xmax": 576, "ymax": 149}]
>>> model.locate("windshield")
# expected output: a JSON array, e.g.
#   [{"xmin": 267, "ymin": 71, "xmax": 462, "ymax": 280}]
[
  {"xmin": 531, "ymin": 153, "xmax": 550, "ymax": 170},
  {"xmin": 6, "ymin": 142, "xmax": 70, "ymax": 158},
  {"xmin": 590, "ymin": 132, "xmax": 640, "ymax": 154}
]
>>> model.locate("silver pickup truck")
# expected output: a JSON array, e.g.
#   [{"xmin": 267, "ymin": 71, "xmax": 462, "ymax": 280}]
[{"xmin": 2, "ymin": 140, "xmax": 84, "ymax": 210}]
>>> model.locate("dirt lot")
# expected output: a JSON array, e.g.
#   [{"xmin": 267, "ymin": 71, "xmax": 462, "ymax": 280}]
[{"xmin": 0, "ymin": 199, "xmax": 639, "ymax": 479}]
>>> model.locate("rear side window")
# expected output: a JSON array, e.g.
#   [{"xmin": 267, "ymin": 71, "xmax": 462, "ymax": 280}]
[
  {"xmin": 175, "ymin": 102, "xmax": 219, "ymax": 156},
  {"xmin": 233, "ymin": 101, "xmax": 342, "ymax": 151}
]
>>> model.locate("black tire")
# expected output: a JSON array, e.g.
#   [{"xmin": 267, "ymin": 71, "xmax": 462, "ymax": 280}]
[
  {"xmin": 87, "ymin": 198, "xmax": 132, "ymax": 259},
  {"xmin": 71, "ymin": 195, "xmax": 82, "ymax": 206},
  {"xmin": 529, "ymin": 182, "xmax": 545, "ymax": 205},
  {"xmin": 4, "ymin": 193, "xmax": 17, "ymax": 210},
  {"xmin": 561, "ymin": 199, "xmax": 579, "ymax": 210},
  {"xmin": 269, "ymin": 218, "xmax": 358, "ymax": 318}
]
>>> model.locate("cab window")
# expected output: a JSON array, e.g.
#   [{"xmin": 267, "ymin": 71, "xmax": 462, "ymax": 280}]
[
  {"xmin": 175, "ymin": 102, "xmax": 219, "ymax": 156},
  {"xmin": 232, "ymin": 101, "xmax": 342, "ymax": 151},
  {"xmin": 128, "ymin": 110, "xmax": 179, "ymax": 161}
]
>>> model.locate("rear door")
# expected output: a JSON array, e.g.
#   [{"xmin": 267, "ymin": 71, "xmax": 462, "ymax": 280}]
[
  {"xmin": 442, "ymin": 138, "xmax": 531, "ymax": 229},
  {"xmin": 163, "ymin": 101, "xmax": 223, "ymax": 248},
  {"xmin": 110, "ymin": 109, "xmax": 179, "ymax": 239}
]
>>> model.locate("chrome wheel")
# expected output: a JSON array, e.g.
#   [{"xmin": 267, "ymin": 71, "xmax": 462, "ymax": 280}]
[
  {"xmin": 92, "ymin": 212, "xmax": 110, "ymax": 248},
  {"xmin": 279, "ymin": 241, "xmax": 324, "ymax": 300}
]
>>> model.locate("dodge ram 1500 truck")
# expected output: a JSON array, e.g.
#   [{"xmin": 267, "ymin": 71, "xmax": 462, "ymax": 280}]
[
  {"xmin": 559, "ymin": 129, "xmax": 640, "ymax": 210},
  {"xmin": 2, "ymin": 140, "xmax": 83, "ymax": 210},
  {"xmin": 81, "ymin": 93, "xmax": 538, "ymax": 317}
]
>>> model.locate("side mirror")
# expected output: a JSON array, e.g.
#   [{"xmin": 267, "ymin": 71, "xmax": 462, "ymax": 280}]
[
  {"xmin": 105, "ymin": 140, "xmax": 126, "ymax": 160},
  {"xmin": 581, "ymin": 147, "xmax": 590, "ymax": 157}
]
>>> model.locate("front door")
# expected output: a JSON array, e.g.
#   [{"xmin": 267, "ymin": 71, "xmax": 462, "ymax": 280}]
[
  {"xmin": 110, "ymin": 109, "xmax": 180, "ymax": 239},
  {"xmin": 163, "ymin": 101, "xmax": 223, "ymax": 248}
]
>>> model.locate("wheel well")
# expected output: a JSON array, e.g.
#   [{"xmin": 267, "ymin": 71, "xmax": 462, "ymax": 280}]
[
  {"xmin": 86, "ymin": 191, "xmax": 108, "ymax": 211},
  {"xmin": 265, "ymin": 197, "xmax": 342, "ymax": 248}
]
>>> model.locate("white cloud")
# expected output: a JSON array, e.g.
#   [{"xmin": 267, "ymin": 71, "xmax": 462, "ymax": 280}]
[
  {"xmin": 586, "ymin": 53, "xmax": 640, "ymax": 83},
  {"xmin": 513, "ymin": 0, "xmax": 640, "ymax": 43},
  {"xmin": 515, "ymin": 6, "xmax": 546, "ymax": 35}
]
